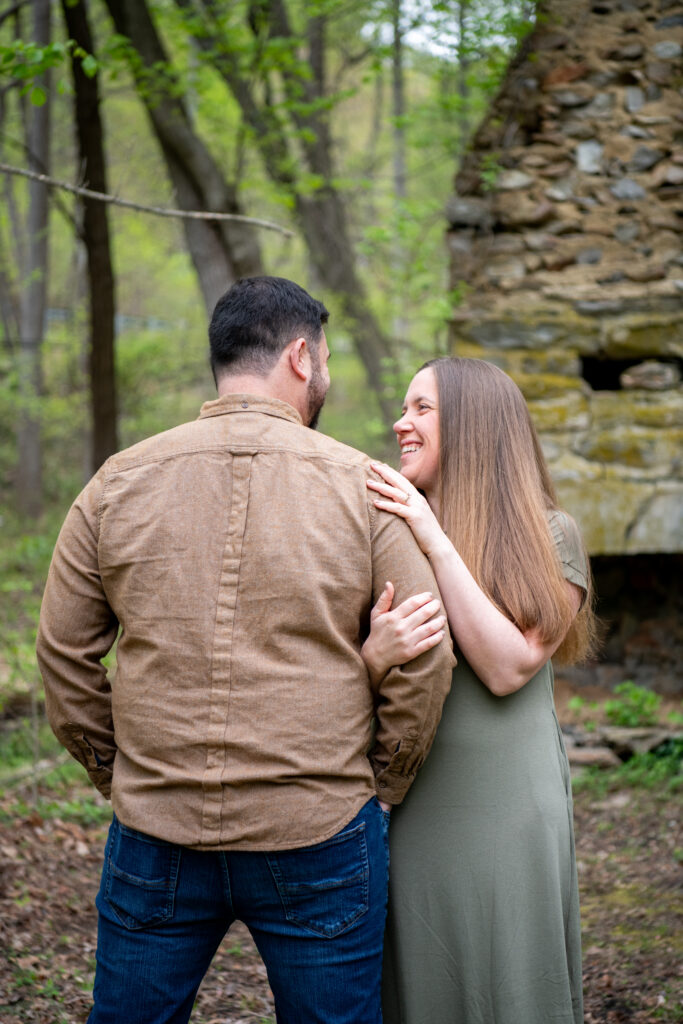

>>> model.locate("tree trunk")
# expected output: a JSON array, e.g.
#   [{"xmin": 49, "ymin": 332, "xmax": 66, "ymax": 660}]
[
  {"xmin": 103, "ymin": 0, "xmax": 263, "ymax": 315},
  {"xmin": 0, "ymin": 89, "xmax": 22, "ymax": 350},
  {"xmin": 61, "ymin": 0, "xmax": 118, "ymax": 475},
  {"xmin": 392, "ymin": 0, "xmax": 406, "ymax": 201},
  {"xmin": 178, "ymin": 0, "xmax": 398, "ymax": 428},
  {"xmin": 457, "ymin": 1, "xmax": 471, "ymax": 155},
  {"xmin": 390, "ymin": 0, "xmax": 407, "ymax": 349},
  {"xmin": 17, "ymin": 0, "xmax": 50, "ymax": 518}
]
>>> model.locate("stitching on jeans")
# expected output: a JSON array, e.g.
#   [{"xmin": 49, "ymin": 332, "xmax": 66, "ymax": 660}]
[{"xmin": 266, "ymin": 825, "xmax": 370, "ymax": 938}]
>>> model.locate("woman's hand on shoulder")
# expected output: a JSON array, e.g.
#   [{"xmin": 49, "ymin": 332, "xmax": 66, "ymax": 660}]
[
  {"xmin": 360, "ymin": 581, "xmax": 446, "ymax": 686},
  {"xmin": 367, "ymin": 463, "xmax": 446, "ymax": 559}
]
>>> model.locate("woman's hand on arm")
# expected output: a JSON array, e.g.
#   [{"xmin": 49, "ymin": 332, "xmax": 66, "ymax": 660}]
[
  {"xmin": 368, "ymin": 463, "xmax": 446, "ymax": 559},
  {"xmin": 360, "ymin": 581, "xmax": 446, "ymax": 688}
]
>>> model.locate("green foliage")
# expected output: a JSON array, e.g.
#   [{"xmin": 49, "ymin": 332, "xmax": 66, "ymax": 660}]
[
  {"xmin": 0, "ymin": 0, "xmax": 537, "ymax": 732},
  {"xmin": 0, "ymin": 37, "xmax": 98, "ymax": 101},
  {"xmin": 604, "ymin": 681, "xmax": 662, "ymax": 729},
  {"xmin": 480, "ymin": 152, "xmax": 503, "ymax": 192},
  {"xmin": 0, "ymin": 520, "xmax": 60, "ymax": 712},
  {"xmin": 573, "ymin": 741, "xmax": 683, "ymax": 799},
  {"xmin": 0, "ymin": 717, "xmax": 57, "ymax": 772},
  {"xmin": 566, "ymin": 693, "xmax": 600, "ymax": 731}
]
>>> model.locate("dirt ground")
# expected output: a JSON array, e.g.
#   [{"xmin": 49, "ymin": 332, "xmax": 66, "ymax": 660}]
[
  {"xmin": 1, "ymin": 671, "xmax": 681, "ymax": 1024},
  {"xmin": 0, "ymin": 779, "xmax": 680, "ymax": 1024}
]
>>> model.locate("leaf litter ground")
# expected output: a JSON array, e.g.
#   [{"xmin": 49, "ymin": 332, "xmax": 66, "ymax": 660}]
[{"xmin": 0, "ymin": 783, "xmax": 680, "ymax": 1024}]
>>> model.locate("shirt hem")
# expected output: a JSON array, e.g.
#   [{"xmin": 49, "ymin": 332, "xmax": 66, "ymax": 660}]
[{"xmin": 113, "ymin": 792, "xmax": 377, "ymax": 852}]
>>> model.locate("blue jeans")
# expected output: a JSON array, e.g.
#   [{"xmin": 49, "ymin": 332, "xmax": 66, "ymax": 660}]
[{"xmin": 88, "ymin": 798, "xmax": 390, "ymax": 1024}]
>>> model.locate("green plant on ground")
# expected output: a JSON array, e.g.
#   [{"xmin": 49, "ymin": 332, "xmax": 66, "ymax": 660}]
[
  {"xmin": 572, "ymin": 740, "xmax": 682, "ymax": 798},
  {"xmin": 604, "ymin": 681, "xmax": 662, "ymax": 728},
  {"xmin": 566, "ymin": 695, "xmax": 599, "ymax": 731}
]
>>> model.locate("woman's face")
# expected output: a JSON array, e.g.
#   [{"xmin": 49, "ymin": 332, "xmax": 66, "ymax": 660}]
[{"xmin": 393, "ymin": 367, "xmax": 440, "ymax": 497}]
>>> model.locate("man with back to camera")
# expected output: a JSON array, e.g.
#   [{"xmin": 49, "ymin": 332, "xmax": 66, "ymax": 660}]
[{"xmin": 36, "ymin": 276, "xmax": 455, "ymax": 1024}]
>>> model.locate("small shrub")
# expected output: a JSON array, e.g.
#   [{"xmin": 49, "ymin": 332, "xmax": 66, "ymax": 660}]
[
  {"xmin": 573, "ymin": 740, "xmax": 682, "ymax": 797},
  {"xmin": 604, "ymin": 681, "xmax": 662, "ymax": 729}
]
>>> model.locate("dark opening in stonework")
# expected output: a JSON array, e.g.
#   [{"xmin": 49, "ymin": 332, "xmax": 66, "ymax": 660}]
[
  {"xmin": 582, "ymin": 554, "xmax": 683, "ymax": 694},
  {"xmin": 580, "ymin": 356, "xmax": 683, "ymax": 391}
]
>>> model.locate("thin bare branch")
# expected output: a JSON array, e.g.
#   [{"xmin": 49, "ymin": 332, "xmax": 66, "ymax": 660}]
[{"xmin": 0, "ymin": 161, "xmax": 295, "ymax": 235}]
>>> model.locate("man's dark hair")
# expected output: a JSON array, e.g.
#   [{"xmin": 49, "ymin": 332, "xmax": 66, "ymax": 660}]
[{"xmin": 209, "ymin": 276, "xmax": 329, "ymax": 381}]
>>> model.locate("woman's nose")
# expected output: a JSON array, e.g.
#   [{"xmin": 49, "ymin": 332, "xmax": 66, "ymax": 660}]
[{"xmin": 394, "ymin": 409, "xmax": 413, "ymax": 434}]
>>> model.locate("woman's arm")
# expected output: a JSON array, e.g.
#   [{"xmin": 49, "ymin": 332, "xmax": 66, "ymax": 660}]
[
  {"xmin": 424, "ymin": 535, "xmax": 582, "ymax": 694},
  {"xmin": 368, "ymin": 463, "xmax": 583, "ymax": 696}
]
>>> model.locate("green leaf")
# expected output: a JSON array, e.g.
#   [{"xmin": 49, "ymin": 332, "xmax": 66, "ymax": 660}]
[
  {"xmin": 81, "ymin": 54, "xmax": 98, "ymax": 78},
  {"xmin": 30, "ymin": 85, "xmax": 46, "ymax": 106}
]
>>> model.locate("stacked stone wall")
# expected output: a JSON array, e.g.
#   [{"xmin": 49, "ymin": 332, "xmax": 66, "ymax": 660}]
[{"xmin": 446, "ymin": 0, "xmax": 683, "ymax": 555}]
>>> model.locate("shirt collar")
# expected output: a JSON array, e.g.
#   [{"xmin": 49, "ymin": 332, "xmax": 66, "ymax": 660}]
[{"xmin": 198, "ymin": 393, "xmax": 303, "ymax": 426}]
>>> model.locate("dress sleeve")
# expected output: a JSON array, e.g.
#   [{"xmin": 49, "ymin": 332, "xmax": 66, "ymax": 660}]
[{"xmin": 547, "ymin": 509, "xmax": 589, "ymax": 600}]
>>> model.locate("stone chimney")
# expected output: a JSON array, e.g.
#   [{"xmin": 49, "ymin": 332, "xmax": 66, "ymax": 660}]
[{"xmin": 446, "ymin": 0, "xmax": 682, "ymax": 556}]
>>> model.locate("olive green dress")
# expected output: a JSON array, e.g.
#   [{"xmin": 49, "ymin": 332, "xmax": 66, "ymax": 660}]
[{"xmin": 382, "ymin": 511, "xmax": 587, "ymax": 1024}]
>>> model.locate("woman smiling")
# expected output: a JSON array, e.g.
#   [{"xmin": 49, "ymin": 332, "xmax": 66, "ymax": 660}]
[{"xmin": 361, "ymin": 357, "xmax": 598, "ymax": 1024}]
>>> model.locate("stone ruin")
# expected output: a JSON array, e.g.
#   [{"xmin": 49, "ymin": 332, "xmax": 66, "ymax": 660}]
[{"xmin": 445, "ymin": 0, "xmax": 682, "ymax": 689}]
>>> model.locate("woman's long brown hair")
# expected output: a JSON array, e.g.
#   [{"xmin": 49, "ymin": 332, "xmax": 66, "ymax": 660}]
[{"xmin": 423, "ymin": 357, "xmax": 597, "ymax": 664}]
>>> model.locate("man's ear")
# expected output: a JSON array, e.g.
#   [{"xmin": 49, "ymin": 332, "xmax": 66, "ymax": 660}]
[{"xmin": 287, "ymin": 337, "xmax": 309, "ymax": 382}]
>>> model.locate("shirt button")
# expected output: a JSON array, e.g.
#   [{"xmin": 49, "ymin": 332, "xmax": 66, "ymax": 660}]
[{"xmin": 241, "ymin": 401, "xmax": 249, "ymax": 408}]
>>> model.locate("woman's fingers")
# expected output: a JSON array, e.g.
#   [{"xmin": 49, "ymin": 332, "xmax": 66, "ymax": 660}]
[
  {"xmin": 416, "ymin": 616, "xmax": 446, "ymax": 641},
  {"xmin": 367, "ymin": 479, "xmax": 409, "ymax": 503},
  {"xmin": 388, "ymin": 592, "xmax": 434, "ymax": 618},
  {"xmin": 371, "ymin": 498, "xmax": 411, "ymax": 518},
  {"xmin": 370, "ymin": 461, "xmax": 403, "ymax": 483},
  {"xmin": 403, "ymin": 598, "xmax": 442, "ymax": 629},
  {"xmin": 369, "ymin": 461, "xmax": 416, "ymax": 495},
  {"xmin": 371, "ymin": 581, "xmax": 395, "ymax": 619},
  {"xmin": 413, "ymin": 629, "xmax": 446, "ymax": 655}
]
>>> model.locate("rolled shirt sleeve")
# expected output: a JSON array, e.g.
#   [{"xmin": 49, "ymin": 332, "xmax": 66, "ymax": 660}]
[
  {"xmin": 36, "ymin": 466, "xmax": 119, "ymax": 797},
  {"xmin": 367, "ymin": 496, "xmax": 456, "ymax": 804}
]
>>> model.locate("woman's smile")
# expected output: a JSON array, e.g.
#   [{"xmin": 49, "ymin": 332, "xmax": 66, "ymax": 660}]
[{"xmin": 394, "ymin": 367, "xmax": 440, "ymax": 497}]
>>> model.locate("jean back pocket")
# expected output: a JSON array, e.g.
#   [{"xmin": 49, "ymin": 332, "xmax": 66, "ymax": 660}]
[
  {"xmin": 267, "ymin": 821, "xmax": 369, "ymax": 938},
  {"xmin": 104, "ymin": 817, "xmax": 181, "ymax": 931}
]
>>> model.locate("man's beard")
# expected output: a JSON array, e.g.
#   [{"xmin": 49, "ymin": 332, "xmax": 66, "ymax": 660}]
[{"xmin": 306, "ymin": 362, "xmax": 328, "ymax": 431}]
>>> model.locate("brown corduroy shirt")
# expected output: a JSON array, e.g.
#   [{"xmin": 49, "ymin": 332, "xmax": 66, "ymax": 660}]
[{"xmin": 37, "ymin": 394, "xmax": 455, "ymax": 850}]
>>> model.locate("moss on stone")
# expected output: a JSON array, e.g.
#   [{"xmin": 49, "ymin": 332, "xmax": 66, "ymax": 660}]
[
  {"xmin": 450, "ymin": 306, "xmax": 602, "ymax": 353},
  {"xmin": 555, "ymin": 479, "xmax": 683, "ymax": 555},
  {"xmin": 600, "ymin": 314, "xmax": 683, "ymax": 359},
  {"xmin": 577, "ymin": 427, "xmax": 683, "ymax": 471},
  {"xmin": 528, "ymin": 392, "xmax": 590, "ymax": 432},
  {"xmin": 511, "ymin": 371, "xmax": 587, "ymax": 400},
  {"xmin": 555, "ymin": 479, "xmax": 653, "ymax": 555},
  {"xmin": 592, "ymin": 391, "xmax": 683, "ymax": 429},
  {"xmin": 449, "ymin": 342, "xmax": 581, "ymax": 377},
  {"xmin": 627, "ymin": 484, "xmax": 683, "ymax": 553}
]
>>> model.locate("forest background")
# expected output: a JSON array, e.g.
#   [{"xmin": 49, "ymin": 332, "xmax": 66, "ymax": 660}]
[
  {"xmin": 0, "ymin": 0, "xmax": 532, "ymax": 714},
  {"xmin": 0, "ymin": 1, "xmax": 681, "ymax": 1022}
]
